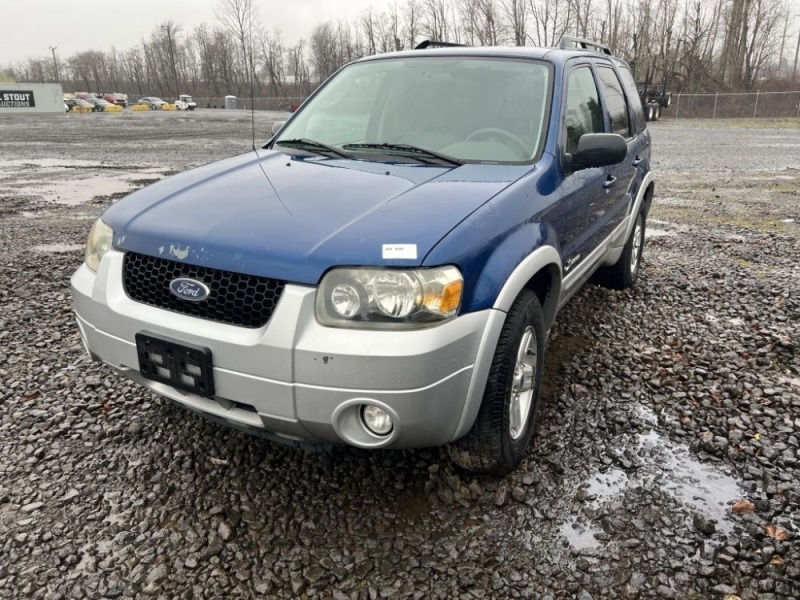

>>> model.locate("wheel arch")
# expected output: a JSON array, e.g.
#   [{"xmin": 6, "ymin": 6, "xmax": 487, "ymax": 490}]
[{"xmin": 492, "ymin": 245, "xmax": 563, "ymax": 332}]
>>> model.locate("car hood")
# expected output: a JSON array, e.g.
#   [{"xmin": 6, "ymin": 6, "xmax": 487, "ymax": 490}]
[{"xmin": 103, "ymin": 149, "xmax": 531, "ymax": 284}]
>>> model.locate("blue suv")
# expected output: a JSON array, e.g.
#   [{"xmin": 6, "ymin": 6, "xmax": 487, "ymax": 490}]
[{"xmin": 72, "ymin": 37, "xmax": 654, "ymax": 474}]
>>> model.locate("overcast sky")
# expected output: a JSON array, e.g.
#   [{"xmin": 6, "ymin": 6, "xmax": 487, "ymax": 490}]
[{"xmin": 1, "ymin": 0, "xmax": 395, "ymax": 65}]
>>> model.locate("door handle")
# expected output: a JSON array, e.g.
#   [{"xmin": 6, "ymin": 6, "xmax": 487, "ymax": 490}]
[
  {"xmin": 603, "ymin": 175, "xmax": 617, "ymax": 189},
  {"xmin": 632, "ymin": 156, "xmax": 643, "ymax": 167}
]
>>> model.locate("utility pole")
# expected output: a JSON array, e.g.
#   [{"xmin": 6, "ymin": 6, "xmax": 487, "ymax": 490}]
[
  {"xmin": 49, "ymin": 46, "xmax": 59, "ymax": 83},
  {"xmin": 794, "ymin": 30, "xmax": 800, "ymax": 82},
  {"xmin": 778, "ymin": 13, "xmax": 788, "ymax": 74}
]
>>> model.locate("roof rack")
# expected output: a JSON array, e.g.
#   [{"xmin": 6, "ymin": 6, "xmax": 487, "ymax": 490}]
[
  {"xmin": 558, "ymin": 36, "xmax": 612, "ymax": 55},
  {"xmin": 414, "ymin": 40, "xmax": 469, "ymax": 50}
]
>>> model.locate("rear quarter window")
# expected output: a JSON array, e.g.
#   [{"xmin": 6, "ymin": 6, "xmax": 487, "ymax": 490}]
[
  {"xmin": 616, "ymin": 66, "xmax": 646, "ymax": 134},
  {"xmin": 597, "ymin": 66, "xmax": 631, "ymax": 138}
]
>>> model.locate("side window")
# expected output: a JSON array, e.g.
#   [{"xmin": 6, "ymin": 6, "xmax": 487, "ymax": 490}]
[
  {"xmin": 616, "ymin": 66, "xmax": 646, "ymax": 133},
  {"xmin": 597, "ymin": 66, "xmax": 631, "ymax": 138},
  {"xmin": 564, "ymin": 67, "xmax": 603, "ymax": 155}
]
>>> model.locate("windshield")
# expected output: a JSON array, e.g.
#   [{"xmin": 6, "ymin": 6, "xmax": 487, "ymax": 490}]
[
  {"xmin": 275, "ymin": 56, "xmax": 550, "ymax": 163},
  {"xmin": 183, "ymin": 96, "xmax": 194, "ymax": 102}
]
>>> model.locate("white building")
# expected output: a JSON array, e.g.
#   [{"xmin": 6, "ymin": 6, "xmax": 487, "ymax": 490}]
[{"xmin": 0, "ymin": 83, "xmax": 64, "ymax": 114}]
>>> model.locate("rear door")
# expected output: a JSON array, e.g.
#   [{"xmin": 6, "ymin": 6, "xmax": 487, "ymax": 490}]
[{"xmin": 593, "ymin": 62, "xmax": 636, "ymax": 240}]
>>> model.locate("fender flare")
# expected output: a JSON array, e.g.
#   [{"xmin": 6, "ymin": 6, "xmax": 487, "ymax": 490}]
[{"xmin": 492, "ymin": 244, "xmax": 563, "ymax": 329}]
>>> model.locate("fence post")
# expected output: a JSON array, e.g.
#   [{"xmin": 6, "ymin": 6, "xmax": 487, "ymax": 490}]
[
  {"xmin": 797, "ymin": 92, "xmax": 800, "ymax": 118},
  {"xmin": 712, "ymin": 92, "xmax": 718, "ymax": 119},
  {"xmin": 675, "ymin": 92, "xmax": 681, "ymax": 119},
  {"xmin": 754, "ymin": 91, "xmax": 759, "ymax": 118}
]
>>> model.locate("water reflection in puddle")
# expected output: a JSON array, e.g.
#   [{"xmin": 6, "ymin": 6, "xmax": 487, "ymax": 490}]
[
  {"xmin": 584, "ymin": 468, "xmax": 628, "ymax": 506},
  {"xmin": 559, "ymin": 406, "xmax": 744, "ymax": 549},
  {"xmin": 33, "ymin": 243, "xmax": 84, "ymax": 253},
  {"xmin": 646, "ymin": 228, "xmax": 677, "ymax": 238},
  {"xmin": 560, "ymin": 518, "xmax": 603, "ymax": 551},
  {"xmin": 637, "ymin": 429, "xmax": 741, "ymax": 535}
]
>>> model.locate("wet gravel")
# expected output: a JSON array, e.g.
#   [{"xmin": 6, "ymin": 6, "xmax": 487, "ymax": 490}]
[{"xmin": 0, "ymin": 112, "xmax": 798, "ymax": 599}]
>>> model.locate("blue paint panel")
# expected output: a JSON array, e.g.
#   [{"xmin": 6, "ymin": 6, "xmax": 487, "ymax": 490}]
[
  {"xmin": 423, "ymin": 154, "xmax": 561, "ymax": 312},
  {"xmin": 102, "ymin": 149, "xmax": 527, "ymax": 285}
]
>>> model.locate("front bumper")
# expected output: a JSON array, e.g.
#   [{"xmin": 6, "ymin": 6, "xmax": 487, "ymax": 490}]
[{"xmin": 71, "ymin": 250, "xmax": 502, "ymax": 449}]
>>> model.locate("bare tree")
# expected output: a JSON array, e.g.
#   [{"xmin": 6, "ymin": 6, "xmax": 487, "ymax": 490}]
[
  {"xmin": 360, "ymin": 7, "xmax": 379, "ymax": 55},
  {"xmin": 287, "ymin": 38, "xmax": 311, "ymax": 93},
  {"xmin": 529, "ymin": 0, "xmax": 572, "ymax": 46},
  {"xmin": 215, "ymin": 0, "xmax": 259, "ymax": 88},
  {"xmin": 403, "ymin": 0, "xmax": 423, "ymax": 48},
  {"xmin": 421, "ymin": 0, "xmax": 452, "ymax": 41},
  {"xmin": 3, "ymin": 0, "xmax": 798, "ymax": 99},
  {"xmin": 310, "ymin": 21, "xmax": 341, "ymax": 82},
  {"xmin": 501, "ymin": 0, "xmax": 528, "ymax": 45},
  {"xmin": 260, "ymin": 29, "xmax": 285, "ymax": 93}
]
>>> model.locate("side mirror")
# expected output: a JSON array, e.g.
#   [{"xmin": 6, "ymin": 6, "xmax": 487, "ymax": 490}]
[
  {"xmin": 568, "ymin": 133, "xmax": 627, "ymax": 170},
  {"xmin": 271, "ymin": 121, "xmax": 286, "ymax": 136}
]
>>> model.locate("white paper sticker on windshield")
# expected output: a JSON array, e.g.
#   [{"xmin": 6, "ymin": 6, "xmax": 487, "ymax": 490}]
[{"xmin": 382, "ymin": 244, "xmax": 417, "ymax": 260}]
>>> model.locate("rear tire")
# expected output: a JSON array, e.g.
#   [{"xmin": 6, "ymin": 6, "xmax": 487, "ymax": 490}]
[
  {"xmin": 594, "ymin": 207, "xmax": 646, "ymax": 290},
  {"xmin": 448, "ymin": 289, "xmax": 545, "ymax": 475}
]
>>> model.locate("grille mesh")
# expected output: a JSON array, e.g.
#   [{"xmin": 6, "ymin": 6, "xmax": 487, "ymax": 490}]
[{"xmin": 122, "ymin": 252, "xmax": 285, "ymax": 328}]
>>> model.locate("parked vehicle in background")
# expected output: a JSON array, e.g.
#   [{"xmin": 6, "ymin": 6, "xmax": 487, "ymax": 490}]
[
  {"xmin": 65, "ymin": 98, "xmax": 95, "ymax": 112},
  {"xmin": 85, "ymin": 97, "xmax": 111, "ymax": 112},
  {"xmin": 638, "ymin": 87, "xmax": 671, "ymax": 121},
  {"xmin": 174, "ymin": 95, "xmax": 196, "ymax": 111},
  {"xmin": 72, "ymin": 36, "xmax": 654, "ymax": 475},
  {"xmin": 137, "ymin": 97, "xmax": 167, "ymax": 110},
  {"xmin": 103, "ymin": 93, "xmax": 127, "ymax": 107}
]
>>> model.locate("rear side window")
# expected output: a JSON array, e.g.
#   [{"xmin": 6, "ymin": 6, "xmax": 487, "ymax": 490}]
[
  {"xmin": 616, "ymin": 66, "xmax": 646, "ymax": 133},
  {"xmin": 564, "ymin": 67, "xmax": 603, "ymax": 154},
  {"xmin": 597, "ymin": 66, "xmax": 630, "ymax": 138}
]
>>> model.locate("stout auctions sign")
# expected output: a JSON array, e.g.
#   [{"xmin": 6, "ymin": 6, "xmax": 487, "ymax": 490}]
[{"xmin": 0, "ymin": 90, "xmax": 35, "ymax": 108}]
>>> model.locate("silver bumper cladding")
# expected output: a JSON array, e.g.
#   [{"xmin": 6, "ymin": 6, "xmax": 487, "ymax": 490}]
[{"xmin": 71, "ymin": 251, "xmax": 501, "ymax": 449}]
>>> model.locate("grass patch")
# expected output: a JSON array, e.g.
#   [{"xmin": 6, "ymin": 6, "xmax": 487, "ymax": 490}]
[
  {"xmin": 650, "ymin": 205, "xmax": 787, "ymax": 233},
  {"xmin": 669, "ymin": 117, "xmax": 800, "ymax": 129}
]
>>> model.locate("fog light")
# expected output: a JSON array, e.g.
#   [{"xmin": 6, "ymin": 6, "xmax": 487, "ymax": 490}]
[{"xmin": 361, "ymin": 404, "xmax": 393, "ymax": 436}]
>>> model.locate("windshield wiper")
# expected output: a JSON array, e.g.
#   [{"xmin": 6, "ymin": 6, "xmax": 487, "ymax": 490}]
[
  {"xmin": 342, "ymin": 143, "xmax": 463, "ymax": 166},
  {"xmin": 275, "ymin": 138, "xmax": 351, "ymax": 159}
]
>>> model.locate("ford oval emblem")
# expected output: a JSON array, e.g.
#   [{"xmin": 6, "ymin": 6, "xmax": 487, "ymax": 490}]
[{"xmin": 169, "ymin": 278, "xmax": 210, "ymax": 302}]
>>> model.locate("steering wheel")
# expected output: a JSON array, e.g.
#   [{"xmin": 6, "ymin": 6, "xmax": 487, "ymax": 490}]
[{"xmin": 465, "ymin": 128, "xmax": 529, "ymax": 159}]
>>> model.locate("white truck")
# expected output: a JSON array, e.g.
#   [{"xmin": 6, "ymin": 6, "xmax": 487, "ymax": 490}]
[{"xmin": 174, "ymin": 95, "xmax": 197, "ymax": 111}]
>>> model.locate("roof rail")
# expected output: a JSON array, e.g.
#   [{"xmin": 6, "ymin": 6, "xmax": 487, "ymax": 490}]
[
  {"xmin": 558, "ymin": 36, "xmax": 612, "ymax": 55},
  {"xmin": 415, "ymin": 40, "xmax": 469, "ymax": 50}
]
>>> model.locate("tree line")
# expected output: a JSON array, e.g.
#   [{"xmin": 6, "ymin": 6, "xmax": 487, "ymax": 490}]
[{"xmin": 2, "ymin": 0, "xmax": 798, "ymax": 99}]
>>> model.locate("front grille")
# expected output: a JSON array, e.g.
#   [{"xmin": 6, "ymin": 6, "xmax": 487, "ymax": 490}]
[{"xmin": 123, "ymin": 252, "xmax": 286, "ymax": 328}]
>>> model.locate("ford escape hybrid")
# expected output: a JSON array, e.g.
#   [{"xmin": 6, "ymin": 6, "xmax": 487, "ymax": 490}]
[{"xmin": 71, "ymin": 37, "xmax": 654, "ymax": 474}]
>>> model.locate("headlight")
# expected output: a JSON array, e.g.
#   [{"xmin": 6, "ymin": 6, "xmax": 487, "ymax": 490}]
[
  {"xmin": 85, "ymin": 218, "xmax": 113, "ymax": 272},
  {"xmin": 316, "ymin": 266, "xmax": 463, "ymax": 329}
]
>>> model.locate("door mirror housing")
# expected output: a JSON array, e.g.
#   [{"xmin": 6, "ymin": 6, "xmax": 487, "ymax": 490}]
[
  {"xmin": 271, "ymin": 121, "xmax": 286, "ymax": 136},
  {"xmin": 568, "ymin": 133, "xmax": 627, "ymax": 171}
]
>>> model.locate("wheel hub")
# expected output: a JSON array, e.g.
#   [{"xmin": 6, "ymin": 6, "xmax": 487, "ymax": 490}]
[
  {"xmin": 509, "ymin": 327, "xmax": 537, "ymax": 440},
  {"xmin": 630, "ymin": 214, "xmax": 644, "ymax": 276}
]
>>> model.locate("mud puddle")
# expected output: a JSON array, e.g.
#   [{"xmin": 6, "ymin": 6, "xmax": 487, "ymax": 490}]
[
  {"xmin": 0, "ymin": 158, "xmax": 173, "ymax": 205},
  {"xmin": 560, "ymin": 406, "xmax": 744, "ymax": 550}
]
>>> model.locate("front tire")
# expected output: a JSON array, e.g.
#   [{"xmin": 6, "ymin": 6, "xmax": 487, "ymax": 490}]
[{"xmin": 448, "ymin": 289, "xmax": 545, "ymax": 475}]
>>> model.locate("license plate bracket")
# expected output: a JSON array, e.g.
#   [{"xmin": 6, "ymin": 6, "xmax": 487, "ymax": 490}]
[{"xmin": 135, "ymin": 332, "xmax": 215, "ymax": 398}]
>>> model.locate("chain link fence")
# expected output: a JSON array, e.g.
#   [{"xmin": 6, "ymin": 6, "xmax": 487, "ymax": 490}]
[
  {"xmin": 672, "ymin": 91, "xmax": 800, "ymax": 119},
  {"xmin": 191, "ymin": 92, "xmax": 800, "ymax": 119},
  {"xmin": 193, "ymin": 97, "xmax": 306, "ymax": 111}
]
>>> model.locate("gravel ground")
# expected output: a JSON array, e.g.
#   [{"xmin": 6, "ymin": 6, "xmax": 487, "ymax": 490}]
[{"xmin": 0, "ymin": 112, "xmax": 798, "ymax": 599}]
